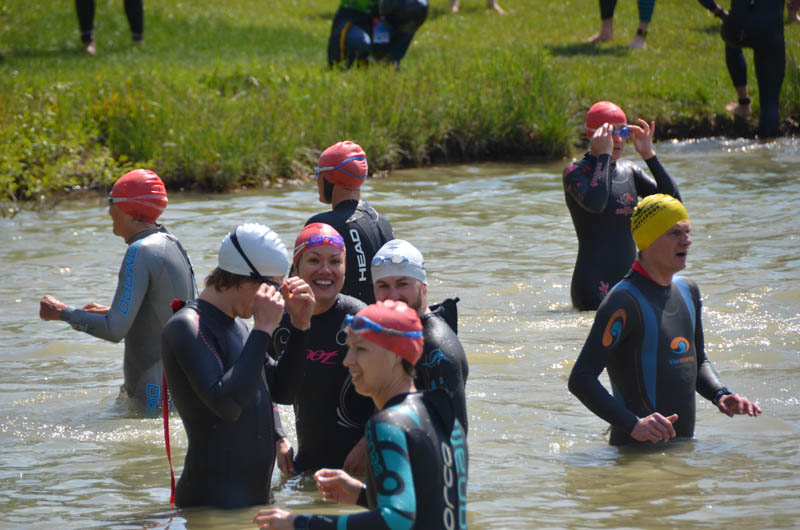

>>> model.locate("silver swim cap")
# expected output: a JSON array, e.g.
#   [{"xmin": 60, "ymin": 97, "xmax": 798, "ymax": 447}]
[{"xmin": 371, "ymin": 239, "xmax": 427, "ymax": 285}]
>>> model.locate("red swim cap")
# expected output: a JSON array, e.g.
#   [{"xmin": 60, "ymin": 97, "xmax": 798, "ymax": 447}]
[
  {"xmin": 110, "ymin": 169, "xmax": 168, "ymax": 223},
  {"xmin": 349, "ymin": 300, "xmax": 424, "ymax": 365},
  {"xmin": 585, "ymin": 101, "xmax": 627, "ymax": 138},
  {"xmin": 293, "ymin": 223, "xmax": 345, "ymax": 267},
  {"xmin": 317, "ymin": 141, "xmax": 368, "ymax": 189}
]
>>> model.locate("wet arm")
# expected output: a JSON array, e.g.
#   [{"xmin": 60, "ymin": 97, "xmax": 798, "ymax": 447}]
[
  {"xmin": 60, "ymin": 245, "xmax": 151, "ymax": 342},
  {"xmin": 568, "ymin": 293, "xmax": 640, "ymax": 433},
  {"xmin": 562, "ymin": 154, "xmax": 613, "ymax": 213}
]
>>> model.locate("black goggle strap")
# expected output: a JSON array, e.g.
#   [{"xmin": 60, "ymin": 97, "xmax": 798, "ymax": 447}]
[{"xmin": 229, "ymin": 229, "xmax": 265, "ymax": 282}]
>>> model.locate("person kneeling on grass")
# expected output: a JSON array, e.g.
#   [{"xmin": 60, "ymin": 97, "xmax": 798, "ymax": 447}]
[{"xmin": 254, "ymin": 300, "xmax": 468, "ymax": 529}]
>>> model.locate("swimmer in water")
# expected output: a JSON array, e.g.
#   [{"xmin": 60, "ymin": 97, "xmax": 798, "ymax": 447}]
[
  {"xmin": 568, "ymin": 195, "xmax": 761, "ymax": 445},
  {"xmin": 39, "ymin": 169, "xmax": 196, "ymax": 412},
  {"xmin": 305, "ymin": 141, "xmax": 394, "ymax": 304},
  {"xmin": 268, "ymin": 223, "xmax": 374, "ymax": 476},
  {"xmin": 562, "ymin": 101, "xmax": 682, "ymax": 311},
  {"xmin": 161, "ymin": 223, "xmax": 289, "ymax": 508},
  {"xmin": 254, "ymin": 300, "xmax": 468, "ymax": 530},
  {"xmin": 371, "ymin": 239, "xmax": 469, "ymax": 433}
]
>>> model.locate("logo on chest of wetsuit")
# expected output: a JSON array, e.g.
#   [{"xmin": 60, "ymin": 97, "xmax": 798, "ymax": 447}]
[
  {"xmin": 305, "ymin": 349, "xmax": 339, "ymax": 364},
  {"xmin": 668, "ymin": 337, "xmax": 695, "ymax": 366},
  {"xmin": 349, "ymin": 229, "xmax": 368, "ymax": 282},
  {"xmin": 615, "ymin": 192, "xmax": 636, "ymax": 215}
]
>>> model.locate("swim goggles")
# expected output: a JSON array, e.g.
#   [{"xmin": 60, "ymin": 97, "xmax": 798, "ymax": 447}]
[
  {"xmin": 371, "ymin": 254, "xmax": 409, "ymax": 268},
  {"xmin": 314, "ymin": 156, "xmax": 368, "ymax": 179},
  {"xmin": 612, "ymin": 125, "xmax": 631, "ymax": 139},
  {"xmin": 229, "ymin": 228, "xmax": 281, "ymax": 289},
  {"xmin": 345, "ymin": 314, "xmax": 423, "ymax": 338},
  {"xmin": 293, "ymin": 233, "xmax": 345, "ymax": 261}
]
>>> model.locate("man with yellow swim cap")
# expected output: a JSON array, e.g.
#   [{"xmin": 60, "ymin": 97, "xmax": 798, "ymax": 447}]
[{"xmin": 569, "ymin": 194, "xmax": 761, "ymax": 445}]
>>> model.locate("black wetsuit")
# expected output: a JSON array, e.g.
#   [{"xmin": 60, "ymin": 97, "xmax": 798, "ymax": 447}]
[
  {"xmin": 268, "ymin": 295, "xmax": 374, "ymax": 473},
  {"xmin": 161, "ymin": 299, "xmax": 278, "ymax": 508},
  {"xmin": 306, "ymin": 200, "xmax": 393, "ymax": 304},
  {"xmin": 562, "ymin": 153, "xmax": 681, "ymax": 311},
  {"xmin": 75, "ymin": 0, "xmax": 144, "ymax": 43},
  {"xmin": 418, "ymin": 302, "xmax": 469, "ymax": 433},
  {"xmin": 567, "ymin": 267, "xmax": 729, "ymax": 445},
  {"xmin": 295, "ymin": 390, "xmax": 468, "ymax": 529},
  {"xmin": 698, "ymin": 0, "xmax": 785, "ymax": 138}
]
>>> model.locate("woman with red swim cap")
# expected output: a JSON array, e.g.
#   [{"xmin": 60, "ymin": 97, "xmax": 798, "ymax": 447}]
[
  {"xmin": 39, "ymin": 169, "xmax": 195, "ymax": 411},
  {"xmin": 267, "ymin": 223, "xmax": 374, "ymax": 477},
  {"xmin": 255, "ymin": 300, "xmax": 468, "ymax": 530},
  {"xmin": 562, "ymin": 101, "xmax": 682, "ymax": 311}
]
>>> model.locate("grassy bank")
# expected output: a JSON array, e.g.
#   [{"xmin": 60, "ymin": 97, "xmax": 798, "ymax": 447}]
[{"xmin": 1, "ymin": 0, "xmax": 798, "ymax": 203}]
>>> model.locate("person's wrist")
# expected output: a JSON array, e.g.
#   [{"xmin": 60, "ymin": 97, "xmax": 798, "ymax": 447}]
[{"xmin": 712, "ymin": 387, "xmax": 733, "ymax": 406}]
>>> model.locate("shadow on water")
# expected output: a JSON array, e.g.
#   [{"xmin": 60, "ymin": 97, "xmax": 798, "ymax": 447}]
[{"xmin": 543, "ymin": 42, "xmax": 630, "ymax": 58}]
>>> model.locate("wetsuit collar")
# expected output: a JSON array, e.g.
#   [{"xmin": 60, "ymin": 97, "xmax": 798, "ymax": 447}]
[
  {"xmin": 632, "ymin": 259, "xmax": 655, "ymax": 282},
  {"xmin": 126, "ymin": 224, "xmax": 162, "ymax": 245}
]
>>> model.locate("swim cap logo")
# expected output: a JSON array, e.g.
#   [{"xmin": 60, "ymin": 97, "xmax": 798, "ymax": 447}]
[
  {"xmin": 602, "ymin": 309, "xmax": 626, "ymax": 348},
  {"xmin": 670, "ymin": 337, "xmax": 690, "ymax": 355}
]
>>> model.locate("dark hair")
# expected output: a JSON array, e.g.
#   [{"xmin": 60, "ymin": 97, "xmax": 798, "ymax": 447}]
[
  {"xmin": 204, "ymin": 267, "xmax": 256, "ymax": 291},
  {"xmin": 401, "ymin": 359, "xmax": 416, "ymax": 379},
  {"xmin": 323, "ymin": 178, "xmax": 335, "ymax": 203}
]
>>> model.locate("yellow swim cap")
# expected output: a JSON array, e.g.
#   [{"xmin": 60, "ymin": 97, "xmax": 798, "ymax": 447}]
[{"xmin": 631, "ymin": 194, "xmax": 689, "ymax": 250}]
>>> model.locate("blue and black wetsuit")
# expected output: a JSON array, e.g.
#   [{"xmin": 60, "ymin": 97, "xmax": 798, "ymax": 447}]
[
  {"xmin": 306, "ymin": 200, "xmax": 393, "ymax": 304},
  {"xmin": 75, "ymin": 0, "xmax": 144, "ymax": 43},
  {"xmin": 295, "ymin": 390, "xmax": 468, "ymax": 529},
  {"xmin": 161, "ymin": 299, "xmax": 278, "ymax": 508},
  {"xmin": 597, "ymin": 0, "xmax": 657, "ymax": 23},
  {"xmin": 567, "ymin": 265, "xmax": 729, "ymax": 445},
  {"xmin": 698, "ymin": 0, "xmax": 785, "ymax": 138},
  {"xmin": 327, "ymin": 0, "xmax": 424, "ymax": 67},
  {"xmin": 562, "ymin": 153, "xmax": 681, "ymax": 311},
  {"xmin": 268, "ymin": 295, "xmax": 374, "ymax": 473},
  {"xmin": 418, "ymin": 300, "xmax": 469, "ymax": 433}
]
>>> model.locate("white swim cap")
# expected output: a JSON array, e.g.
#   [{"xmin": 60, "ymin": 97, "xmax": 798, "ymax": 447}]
[
  {"xmin": 371, "ymin": 239, "xmax": 427, "ymax": 285},
  {"xmin": 218, "ymin": 223, "xmax": 290, "ymax": 279}
]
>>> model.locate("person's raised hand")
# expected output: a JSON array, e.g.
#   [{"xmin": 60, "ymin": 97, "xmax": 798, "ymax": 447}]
[
  {"xmin": 252, "ymin": 283, "xmax": 285, "ymax": 334},
  {"xmin": 629, "ymin": 118, "xmax": 657, "ymax": 160},
  {"xmin": 281, "ymin": 277, "xmax": 315, "ymax": 331},
  {"xmin": 39, "ymin": 295, "xmax": 66, "ymax": 321},
  {"xmin": 589, "ymin": 123, "xmax": 614, "ymax": 158},
  {"xmin": 630, "ymin": 412, "xmax": 678, "ymax": 443}
]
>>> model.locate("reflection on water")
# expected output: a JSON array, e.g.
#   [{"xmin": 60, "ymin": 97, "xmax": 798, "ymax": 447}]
[{"xmin": 1, "ymin": 138, "xmax": 799, "ymax": 528}]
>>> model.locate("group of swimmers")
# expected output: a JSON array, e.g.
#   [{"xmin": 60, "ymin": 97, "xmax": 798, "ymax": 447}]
[{"xmin": 39, "ymin": 102, "xmax": 764, "ymax": 528}]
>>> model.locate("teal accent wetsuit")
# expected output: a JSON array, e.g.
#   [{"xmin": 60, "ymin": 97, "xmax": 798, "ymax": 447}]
[
  {"xmin": 296, "ymin": 390, "xmax": 468, "ymax": 529},
  {"xmin": 568, "ymin": 266, "xmax": 729, "ymax": 445}
]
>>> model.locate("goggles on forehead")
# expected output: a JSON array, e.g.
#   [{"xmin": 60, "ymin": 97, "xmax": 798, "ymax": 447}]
[
  {"xmin": 345, "ymin": 314, "xmax": 423, "ymax": 338},
  {"xmin": 294, "ymin": 233, "xmax": 345, "ymax": 260},
  {"xmin": 314, "ymin": 156, "xmax": 368, "ymax": 180},
  {"xmin": 371, "ymin": 254, "xmax": 410, "ymax": 268}
]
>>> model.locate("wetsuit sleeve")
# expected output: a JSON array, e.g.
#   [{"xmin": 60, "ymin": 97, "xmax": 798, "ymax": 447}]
[
  {"xmin": 568, "ymin": 290, "xmax": 641, "ymax": 434},
  {"xmin": 60, "ymin": 244, "xmax": 153, "ymax": 342},
  {"xmin": 687, "ymin": 282, "xmax": 728, "ymax": 401},
  {"xmin": 634, "ymin": 156, "xmax": 682, "ymax": 202},
  {"xmin": 163, "ymin": 316, "xmax": 271, "ymax": 422},
  {"xmin": 266, "ymin": 326, "xmax": 309, "ymax": 405},
  {"xmin": 421, "ymin": 323, "xmax": 469, "ymax": 433},
  {"xmin": 301, "ymin": 418, "xmax": 416, "ymax": 530},
  {"xmin": 562, "ymin": 153, "xmax": 614, "ymax": 213}
]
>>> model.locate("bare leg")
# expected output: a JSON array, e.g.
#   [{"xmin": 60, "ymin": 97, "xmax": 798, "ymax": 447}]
[
  {"xmin": 587, "ymin": 18, "xmax": 614, "ymax": 43},
  {"xmin": 628, "ymin": 22, "xmax": 649, "ymax": 48},
  {"xmin": 450, "ymin": 0, "xmax": 459, "ymax": 12},
  {"xmin": 488, "ymin": 0, "xmax": 505, "ymax": 13},
  {"xmin": 725, "ymin": 86, "xmax": 753, "ymax": 117}
]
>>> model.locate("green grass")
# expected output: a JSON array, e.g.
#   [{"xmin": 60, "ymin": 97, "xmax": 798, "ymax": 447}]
[{"xmin": 1, "ymin": 0, "xmax": 798, "ymax": 204}]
